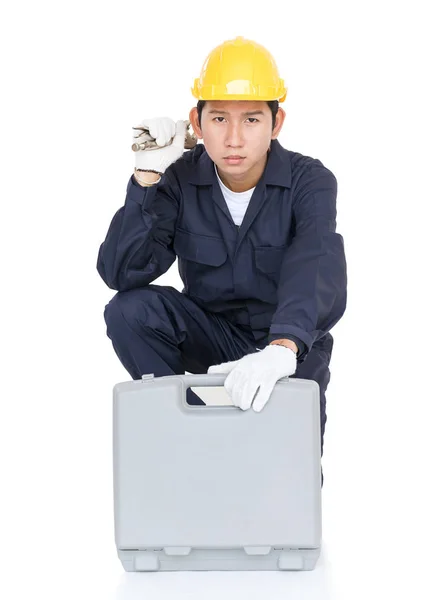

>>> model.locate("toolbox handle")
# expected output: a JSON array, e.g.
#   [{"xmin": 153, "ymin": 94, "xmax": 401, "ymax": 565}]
[
  {"xmin": 180, "ymin": 373, "xmax": 237, "ymax": 411},
  {"xmin": 180, "ymin": 373, "xmax": 289, "ymax": 390},
  {"xmin": 182, "ymin": 373, "xmax": 227, "ymax": 389},
  {"xmin": 177, "ymin": 374, "xmax": 290, "ymax": 411}
]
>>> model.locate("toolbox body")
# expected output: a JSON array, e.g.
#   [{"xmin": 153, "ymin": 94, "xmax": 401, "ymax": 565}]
[{"xmin": 113, "ymin": 373, "xmax": 322, "ymax": 571}]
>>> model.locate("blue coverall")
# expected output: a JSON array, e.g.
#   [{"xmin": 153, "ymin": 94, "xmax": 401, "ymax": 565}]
[{"xmin": 97, "ymin": 139, "xmax": 347, "ymax": 480}]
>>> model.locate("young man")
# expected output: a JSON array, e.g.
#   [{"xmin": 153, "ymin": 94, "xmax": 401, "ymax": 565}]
[{"xmin": 97, "ymin": 37, "xmax": 347, "ymax": 483}]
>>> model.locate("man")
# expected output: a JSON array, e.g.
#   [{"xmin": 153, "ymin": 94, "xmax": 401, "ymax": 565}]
[{"xmin": 97, "ymin": 37, "xmax": 347, "ymax": 484}]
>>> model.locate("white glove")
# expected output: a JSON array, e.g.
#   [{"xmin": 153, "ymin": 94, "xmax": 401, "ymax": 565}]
[
  {"xmin": 132, "ymin": 117, "xmax": 186, "ymax": 174},
  {"xmin": 208, "ymin": 345, "xmax": 297, "ymax": 412}
]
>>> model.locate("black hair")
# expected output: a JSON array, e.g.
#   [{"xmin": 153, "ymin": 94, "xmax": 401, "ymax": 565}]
[{"xmin": 196, "ymin": 100, "xmax": 279, "ymax": 130}]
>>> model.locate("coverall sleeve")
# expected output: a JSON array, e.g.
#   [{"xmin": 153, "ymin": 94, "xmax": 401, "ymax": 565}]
[
  {"xmin": 268, "ymin": 164, "xmax": 347, "ymax": 359},
  {"xmin": 96, "ymin": 170, "xmax": 179, "ymax": 291}
]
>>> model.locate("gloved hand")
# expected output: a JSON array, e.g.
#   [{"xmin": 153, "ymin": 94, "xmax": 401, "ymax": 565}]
[
  {"xmin": 207, "ymin": 345, "xmax": 297, "ymax": 412},
  {"xmin": 132, "ymin": 117, "xmax": 186, "ymax": 174}
]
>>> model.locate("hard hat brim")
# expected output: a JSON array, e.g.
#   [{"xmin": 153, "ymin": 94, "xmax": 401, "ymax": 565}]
[{"xmin": 191, "ymin": 79, "xmax": 287, "ymax": 103}]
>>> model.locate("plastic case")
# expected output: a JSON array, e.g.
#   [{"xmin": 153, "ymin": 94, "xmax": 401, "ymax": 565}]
[{"xmin": 113, "ymin": 373, "xmax": 322, "ymax": 571}]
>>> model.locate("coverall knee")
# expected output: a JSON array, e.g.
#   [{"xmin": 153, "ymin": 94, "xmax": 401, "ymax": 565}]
[{"xmin": 103, "ymin": 285, "xmax": 257, "ymax": 404}]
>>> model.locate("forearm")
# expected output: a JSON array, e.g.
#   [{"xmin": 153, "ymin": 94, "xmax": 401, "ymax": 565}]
[
  {"xmin": 269, "ymin": 338, "xmax": 299, "ymax": 354},
  {"xmin": 97, "ymin": 173, "xmax": 177, "ymax": 290}
]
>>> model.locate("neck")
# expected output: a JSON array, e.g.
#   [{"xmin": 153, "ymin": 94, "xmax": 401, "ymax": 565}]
[{"xmin": 216, "ymin": 152, "xmax": 268, "ymax": 192}]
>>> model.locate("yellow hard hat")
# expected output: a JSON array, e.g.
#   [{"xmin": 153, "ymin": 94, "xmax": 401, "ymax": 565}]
[{"xmin": 192, "ymin": 36, "xmax": 287, "ymax": 102}]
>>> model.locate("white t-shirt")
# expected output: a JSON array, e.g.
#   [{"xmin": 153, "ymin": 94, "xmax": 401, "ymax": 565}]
[{"xmin": 214, "ymin": 164, "xmax": 255, "ymax": 226}]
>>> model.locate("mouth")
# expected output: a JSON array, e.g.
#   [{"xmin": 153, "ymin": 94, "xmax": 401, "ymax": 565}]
[{"xmin": 223, "ymin": 155, "xmax": 246, "ymax": 165}]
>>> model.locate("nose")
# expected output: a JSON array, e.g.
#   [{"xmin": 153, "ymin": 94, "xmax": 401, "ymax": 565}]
[{"xmin": 225, "ymin": 122, "xmax": 244, "ymax": 148}]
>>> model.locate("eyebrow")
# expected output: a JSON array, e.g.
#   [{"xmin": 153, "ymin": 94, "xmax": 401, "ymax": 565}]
[{"xmin": 207, "ymin": 109, "xmax": 265, "ymax": 116}]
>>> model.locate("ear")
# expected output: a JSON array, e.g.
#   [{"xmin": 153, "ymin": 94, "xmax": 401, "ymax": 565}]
[
  {"xmin": 271, "ymin": 107, "xmax": 286, "ymax": 139},
  {"xmin": 189, "ymin": 106, "xmax": 203, "ymax": 139}
]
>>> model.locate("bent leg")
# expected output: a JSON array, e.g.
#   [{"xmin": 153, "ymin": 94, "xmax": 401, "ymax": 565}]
[{"xmin": 103, "ymin": 285, "xmax": 257, "ymax": 404}]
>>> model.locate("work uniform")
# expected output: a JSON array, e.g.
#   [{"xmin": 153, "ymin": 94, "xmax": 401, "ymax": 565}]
[{"xmin": 97, "ymin": 139, "xmax": 347, "ymax": 466}]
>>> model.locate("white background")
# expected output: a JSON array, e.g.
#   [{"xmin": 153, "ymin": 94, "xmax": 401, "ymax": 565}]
[{"xmin": 1, "ymin": 1, "xmax": 422, "ymax": 598}]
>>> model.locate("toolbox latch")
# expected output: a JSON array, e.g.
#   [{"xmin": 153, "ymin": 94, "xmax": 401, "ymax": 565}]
[
  {"xmin": 244, "ymin": 546, "xmax": 272, "ymax": 556},
  {"xmin": 141, "ymin": 373, "xmax": 155, "ymax": 382},
  {"xmin": 164, "ymin": 546, "xmax": 192, "ymax": 556}
]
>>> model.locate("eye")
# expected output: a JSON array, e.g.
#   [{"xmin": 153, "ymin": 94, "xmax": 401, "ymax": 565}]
[
  {"xmin": 246, "ymin": 117, "xmax": 259, "ymax": 123},
  {"xmin": 213, "ymin": 116, "xmax": 226, "ymax": 123}
]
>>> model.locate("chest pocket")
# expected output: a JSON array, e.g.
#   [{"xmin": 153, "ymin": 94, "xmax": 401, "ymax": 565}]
[
  {"xmin": 254, "ymin": 245, "xmax": 287, "ymax": 276},
  {"xmin": 173, "ymin": 228, "xmax": 228, "ymax": 301},
  {"xmin": 174, "ymin": 228, "xmax": 227, "ymax": 266}
]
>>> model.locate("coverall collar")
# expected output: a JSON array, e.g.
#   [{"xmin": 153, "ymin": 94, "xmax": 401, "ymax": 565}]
[{"xmin": 188, "ymin": 139, "xmax": 292, "ymax": 188}]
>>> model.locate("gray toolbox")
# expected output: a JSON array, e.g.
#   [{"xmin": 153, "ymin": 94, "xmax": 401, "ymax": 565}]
[{"xmin": 113, "ymin": 373, "xmax": 322, "ymax": 571}]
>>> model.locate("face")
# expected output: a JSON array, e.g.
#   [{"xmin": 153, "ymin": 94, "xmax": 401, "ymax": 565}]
[{"xmin": 189, "ymin": 100, "xmax": 285, "ymax": 191}]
